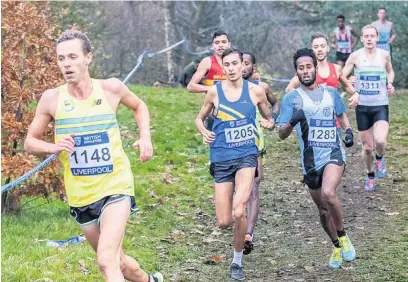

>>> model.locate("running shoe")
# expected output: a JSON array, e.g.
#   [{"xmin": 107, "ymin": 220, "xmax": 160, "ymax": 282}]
[
  {"xmin": 364, "ymin": 176, "xmax": 376, "ymax": 192},
  {"xmin": 151, "ymin": 272, "xmax": 164, "ymax": 282},
  {"xmin": 339, "ymin": 234, "xmax": 356, "ymax": 262},
  {"xmin": 230, "ymin": 263, "xmax": 245, "ymax": 280},
  {"xmin": 243, "ymin": 233, "xmax": 254, "ymax": 255},
  {"xmin": 376, "ymin": 156, "xmax": 387, "ymax": 179},
  {"xmin": 328, "ymin": 247, "xmax": 343, "ymax": 269}
]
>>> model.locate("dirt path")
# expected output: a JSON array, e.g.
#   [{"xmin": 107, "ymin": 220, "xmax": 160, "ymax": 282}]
[{"xmin": 164, "ymin": 111, "xmax": 408, "ymax": 282}]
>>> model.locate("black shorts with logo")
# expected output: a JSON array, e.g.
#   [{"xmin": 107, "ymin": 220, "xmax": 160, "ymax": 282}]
[
  {"xmin": 210, "ymin": 154, "xmax": 258, "ymax": 183},
  {"xmin": 70, "ymin": 194, "xmax": 138, "ymax": 226},
  {"xmin": 336, "ymin": 52, "xmax": 351, "ymax": 63},
  {"xmin": 355, "ymin": 105, "xmax": 389, "ymax": 131},
  {"xmin": 304, "ymin": 160, "xmax": 345, "ymax": 190}
]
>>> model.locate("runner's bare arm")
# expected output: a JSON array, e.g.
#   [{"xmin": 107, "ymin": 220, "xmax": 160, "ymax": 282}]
[
  {"xmin": 390, "ymin": 22, "xmax": 397, "ymax": 43},
  {"xmin": 114, "ymin": 79, "xmax": 152, "ymax": 161},
  {"xmin": 261, "ymin": 82, "xmax": 280, "ymax": 117},
  {"xmin": 331, "ymin": 31, "xmax": 337, "ymax": 49},
  {"xmin": 285, "ymin": 76, "xmax": 300, "ymax": 93},
  {"xmin": 187, "ymin": 57, "xmax": 212, "ymax": 93},
  {"xmin": 336, "ymin": 112, "xmax": 352, "ymax": 130},
  {"xmin": 341, "ymin": 53, "xmax": 355, "ymax": 78},
  {"xmin": 195, "ymin": 87, "xmax": 216, "ymax": 143},
  {"xmin": 253, "ymin": 86, "xmax": 274, "ymax": 130},
  {"xmin": 336, "ymin": 64, "xmax": 357, "ymax": 95},
  {"xmin": 385, "ymin": 52, "xmax": 395, "ymax": 95},
  {"xmin": 350, "ymin": 27, "xmax": 358, "ymax": 49},
  {"xmin": 24, "ymin": 89, "xmax": 72, "ymax": 155}
]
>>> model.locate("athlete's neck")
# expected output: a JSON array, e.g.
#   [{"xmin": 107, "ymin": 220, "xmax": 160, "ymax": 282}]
[
  {"xmin": 226, "ymin": 78, "xmax": 244, "ymax": 89},
  {"xmin": 379, "ymin": 19, "xmax": 387, "ymax": 24},
  {"xmin": 364, "ymin": 47, "xmax": 377, "ymax": 55},
  {"xmin": 317, "ymin": 59, "xmax": 328, "ymax": 68},
  {"xmin": 67, "ymin": 75, "xmax": 93, "ymax": 100},
  {"xmin": 246, "ymin": 73, "xmax": 254, "ymax": 82}
]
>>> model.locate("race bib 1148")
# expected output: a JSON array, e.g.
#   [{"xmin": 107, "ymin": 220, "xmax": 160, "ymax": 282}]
[{"xmin": 69, "ymin": 132, "xmax": 113, "ymax": 176}]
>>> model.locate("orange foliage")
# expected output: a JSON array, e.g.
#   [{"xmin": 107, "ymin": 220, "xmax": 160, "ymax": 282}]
[{"xmin": 1, "ymin": 2, "xmax": 65, "ymax": 199}]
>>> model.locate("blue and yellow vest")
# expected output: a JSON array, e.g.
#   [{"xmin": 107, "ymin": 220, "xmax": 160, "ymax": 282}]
[
  {"xmin": 55, "ymin": 79, "xmax": 134, "ymax": 207},
  {"xmin": 210, "ymin": 80, "xmax": 259, "ymax": 163}
]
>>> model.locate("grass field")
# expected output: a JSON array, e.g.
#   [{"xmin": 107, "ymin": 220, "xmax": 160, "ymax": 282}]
[{"xmin": 2, "ymin": 86, "xmax": 408, "ymax": 281}]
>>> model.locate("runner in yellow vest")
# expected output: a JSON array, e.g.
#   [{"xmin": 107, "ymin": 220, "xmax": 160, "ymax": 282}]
[{"xmin": 25, "ymin": 30, "xmax": 163, "ymax": 282}]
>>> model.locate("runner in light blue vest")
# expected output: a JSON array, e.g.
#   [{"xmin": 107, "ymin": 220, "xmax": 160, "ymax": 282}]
[
  {"xmin": 372, "ymin": 7, "xmax": 396, "ymax": 55},
  {"xmin": 278, "ymin": 48, "xmax": 356, "ymax": 269}
]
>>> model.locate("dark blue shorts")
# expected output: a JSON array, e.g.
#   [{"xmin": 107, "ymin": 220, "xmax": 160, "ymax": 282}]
[
  {"xmin": 69, "ymin": 194, "xmax": 138, "ymax": 226},
  {"xmin": 210, "ymin": 154, "xmax": 258, "ymax": 183}
]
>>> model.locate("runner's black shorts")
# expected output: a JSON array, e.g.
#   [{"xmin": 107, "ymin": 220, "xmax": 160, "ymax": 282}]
[
  {"xmin": 355, "ymin": 105, "xmax": 389, "ymax": 131},
  {"xmin": 70, "ymin": 194, "xmax": 138, "ymax": 226},
  {"xmin": 210, "ymin": 154, "xmax": 258, "ymax": 183},
  {"xmin": 304, "ymin": 160, "xmax": 345, "ymax": 190},
  {"xmin": 336, "ymin": 52, "xmax": 351, "ymax": 63}
]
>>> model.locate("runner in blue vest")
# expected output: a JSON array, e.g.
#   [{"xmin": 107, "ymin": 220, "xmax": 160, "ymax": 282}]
[
  {"xmin": 372, "ymin": 7, "xmax": 397, "ymax": 55},
  {"xmin": 277, "ymin": 48, "xmax": 356, "ymax": 269},
  {"xmin": 195, "ymin": 48, "xmax": 274, "ymax": 280},
  {"xmin": 241, "ymin": 51, "xmax": 279, "ymax": 255}
]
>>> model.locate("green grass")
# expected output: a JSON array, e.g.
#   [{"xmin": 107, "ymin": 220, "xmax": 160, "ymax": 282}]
[
  {"xmin": 1, "ymin": 86, "xmax": 214, "ymax": 281},
  {"xmin": 2, "ymin": 87, "xmax": 408, "ymax": 281}
]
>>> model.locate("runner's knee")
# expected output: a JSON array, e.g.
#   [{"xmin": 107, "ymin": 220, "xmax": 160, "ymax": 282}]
[
  {"xmin": 362, "ymin": 143, "xmax": 373, "ymax": 154},
  {"xmin": 217, "ymin": 216, "xmax": 232, "ymax": 228},
  {"xmin": 321, "ymin": 189, "xmax": 337, "ymax": 205},
  {"xmin": 97, "ymin": 250, "xmax": 118, "ymax": 273},
  {"xmin": 232, "ymin": 206, "xmax": 245, "ymax": 221},
  {"xmin": 375, "ymin": 140, "xmax": 386, "ymax": 150}
]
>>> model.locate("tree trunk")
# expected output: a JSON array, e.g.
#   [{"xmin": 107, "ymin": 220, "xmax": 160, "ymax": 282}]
[{"xmin": 163, "ymin": 1, "xmax": 175, "ymax": 82}]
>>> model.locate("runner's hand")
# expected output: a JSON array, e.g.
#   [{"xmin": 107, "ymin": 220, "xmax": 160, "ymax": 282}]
[
  {"xmin": 348, "ymin": 75, "xmax": 356, "ymax": 87},
  {"xmin": 348, "ymin": 92, "xmax": 360, "ymax": 107},
  {"xmin": 201, "ymin": 129, "xmax": 215, "ymax": 145},
  {"xmin": 289, "ymin": 109, "xmax": 305, "ymax": 127},
  {"xmin": 260, "ymin": 118, "xmax": 275, "ymax": 130},
  {"xmin": 343, "ymin": 128, "xmax": 354, "ymax": 148},
  {"xmin": 53, "ymin": 133, "xmax": 75, "ymax": 154},
  {"xmin": 252, "ymin": 72, "xmax": 261, "ymax": 81},
  {"xmin": 132, "ymin": 138, "xmax": 153, "ymax": 162},
  {"xmin": 387, "ymin": 83, "xmax": 395, "ymax": 95}
]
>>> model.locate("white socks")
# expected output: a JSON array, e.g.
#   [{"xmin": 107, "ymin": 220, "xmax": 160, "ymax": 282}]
[{"xmin": 232, "ymin": 249, "xmax": 243, "ymax": 267}]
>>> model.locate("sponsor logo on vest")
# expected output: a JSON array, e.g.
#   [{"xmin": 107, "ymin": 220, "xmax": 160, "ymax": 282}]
[
  {"xmin": 63, "ymin": 100, "xmax": 75, "ymax": 112},
  {"xmin": 93, "ymin": 99, "xmax": 102, "ymax": 106},
  {"xmin": 323, "ymin": 107, "xmax": 332, "ymax": 117}
]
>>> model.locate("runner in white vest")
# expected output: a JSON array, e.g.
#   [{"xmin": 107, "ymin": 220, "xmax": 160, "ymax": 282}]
[{"xmin": 342, "ymin": 24, "xmax": 395, "ymax": 192}]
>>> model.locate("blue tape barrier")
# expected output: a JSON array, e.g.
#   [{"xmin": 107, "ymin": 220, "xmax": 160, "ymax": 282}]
[
  {"xmin": 1, "ymin": 154, "xmax": 58, "ymax": 193},
  {"xmin": 45, "ymin": 235, "xmax": 86, "ymax": 247}
]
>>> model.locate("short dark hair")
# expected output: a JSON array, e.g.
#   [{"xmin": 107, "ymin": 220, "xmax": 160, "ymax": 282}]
[
  {"xmin": 222, "ymin": 48, "xmax": 243, "ymax": 62},
  {"xmin": 379, "ymin": 7, "xmax": 386, "ymax": 12},
  {"xmin": 311, "ymin": 32, "xmax": 328, "ymax": 44},
  {"xmin": 242, "ymin": 51, "xmax": 256, "ymax": 64},
  {"xmin": 293, "ymin": 48, "xmax": 317, "ymax": 70},
  {"xmin": 337, "ymin": 14, "xmax": 345, "ymax": 20},
  {"xmin": 57, "ymin": 30, "xmax": 92, "ymax": 54},
  {"xmin": 212, "ymin": 30, "xmax": 229, "ymax": 42}
]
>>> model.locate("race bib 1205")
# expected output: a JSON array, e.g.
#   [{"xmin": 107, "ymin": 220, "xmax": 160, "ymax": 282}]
[{"xmin": 224, "ymin": 119, "xmax": 256, "ymax": 147}]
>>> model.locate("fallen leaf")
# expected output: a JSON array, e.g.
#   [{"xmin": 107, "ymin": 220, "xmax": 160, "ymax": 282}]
[
  {"xmin": 304, "ymin": 266, "xmax": 314, "ymax": 272},
  {"xmin": 385, "ymin": 212, "xmax": 399, "ymax": 216},
  {"xmin": 78, "ymin": 260, "xmax": 89, "ymax": 275},
  {"xmin": 211, "ymin": 255, "xmax": 224, "ymax": 262}
]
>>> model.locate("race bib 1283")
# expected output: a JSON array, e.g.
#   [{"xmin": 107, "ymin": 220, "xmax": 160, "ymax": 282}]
[
  {"xmin": 69, "ymin": 132, "xmax": 113, "ymax": 176},
  {"xmin": 308, "ymin": 119, "xmax": 337, "ymax": 148}
]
